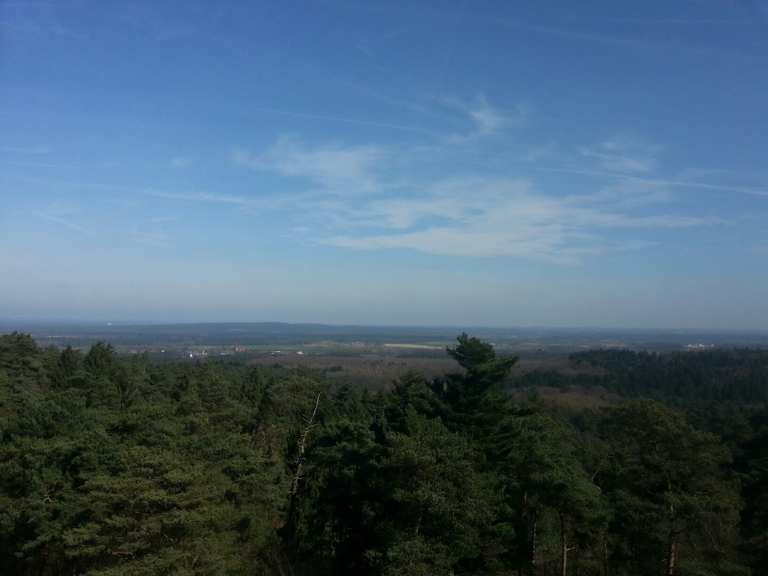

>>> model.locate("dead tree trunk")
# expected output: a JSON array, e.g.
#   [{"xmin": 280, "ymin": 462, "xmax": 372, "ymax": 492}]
[
  {"xmin": 665, "ymin": 498, "xmax": 679, "ymax": 576},
  {"xmin": 290, "ymin": 392, "xmax": 321, "ymax": 496},
  {"xmin": 559, "ymin": 512, "xmax": 575, "ymax": 576}
]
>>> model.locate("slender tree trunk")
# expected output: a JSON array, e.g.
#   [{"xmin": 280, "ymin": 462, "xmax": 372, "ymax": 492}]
[
  {"xmin": 666, "ymin": 497, "xmax": 678, "ymax": 576},
  {"xmin": 665, "ymin": 533, "xmax": 678, "ymax": 576},
  {"xmin": 560, "ymin": 512, "xmax": 568, "ymax": 576}
]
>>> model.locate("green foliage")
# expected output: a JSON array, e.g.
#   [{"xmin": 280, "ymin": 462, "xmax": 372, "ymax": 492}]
[
  {"xmin": 738, "ymin": 407, "xmax": 768, "ymax": 572},
  {"xmin": 447, "ymin": 332, "xmax": 517, "ymax": 383},
  {"xmin": 0, "ymin": 333, "xmax": 761, "ymax": 575},
  {"xmin": 376, "ymin": 410, "xmax": 495, "ymax": 574},
  {"xmin": 600, "ymin": 400, "xmax": 743, "ymax": 575},
  {"xmin": 442, "ymin": 333, "xmax": 517, "ymax": 412},
  {"xmin": 571, "ymin": 348, "xmax": 768, "ymax": 403}
]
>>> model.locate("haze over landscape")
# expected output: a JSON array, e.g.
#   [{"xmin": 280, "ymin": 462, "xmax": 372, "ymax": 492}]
[{"xmin": 3, "ymin": 0, "xmax": 768, "ymax": 329}]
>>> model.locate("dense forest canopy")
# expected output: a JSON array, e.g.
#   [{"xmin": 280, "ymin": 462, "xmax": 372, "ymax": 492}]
[
  {"xmin": 1, "ymin": 332, "xmax": 767, "ymax": 575},
  {"xmin": 568, "ymin": 349, "xmax": 768, "ymax": 403}
]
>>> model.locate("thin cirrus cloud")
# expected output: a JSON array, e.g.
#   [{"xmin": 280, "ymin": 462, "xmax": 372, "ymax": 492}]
[
  {"xmin": 146, "ymin": 189, "xmax": 258, "ymax": 207},
  {"xmin": 579, "ymin": 140, "xmax": 658, "ymax": 173},
  {"xmin": 170, "ymin": 156, "xmax": 191, "ymax": 168},
  {"xmin": 228, "ymin": 96, "xmax": 518, "ymax": 199},
  {"xmin": 438, "ymin": 95, "xmax": 525, "ymax": 142},
  {"xmin": 467, "ymin": 100, "xmax": 507, "ymax": 135},
  {"xmin": 232, "ymin": 136, "xmax": 385, "ymax": 194},
  {"xmin": 230, "ymin": 97, "xmax": 516, "ymax": 196},
  {"xmin": 570, "ymin": 178, "xmax": 674, "ymax": 208},
  {"xmin": 143, "ymin": 188, "xmax": 298, "ymax": 216},
  {"xmin": 224, "ymin": 127, "xmax": 716, "ymax": 261},
  {"xmin": 248, "ymin": 106, "xmax": 437, "ymax": 136},
  {"xmin": 0, "ymin": 145, "xmax": 51, "ymax": 155},
  {"xmin": 36, "ymin": 203, "xmax": 89, "ymax": 234},
  {"xmin": 321, "ymin": 176, "xmax": 711, "ymax": 260},
  {"xmin": 130, "ymin": 229, "xmax": 170, "ymax": 247},
  {"xmin": 125, "ymin": 87, "xmax": 749, "ymax": 264},
  {"xmin": 536, "ymin": 167, "xmax": 768, "ymax": 197}
]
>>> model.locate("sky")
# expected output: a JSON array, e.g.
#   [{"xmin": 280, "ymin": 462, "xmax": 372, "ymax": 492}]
[{"xmin": 1, "ymin": 0, "xmax": 767, "ymax": 329}]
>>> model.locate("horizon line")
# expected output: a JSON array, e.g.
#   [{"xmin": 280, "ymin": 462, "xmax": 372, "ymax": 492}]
[{"xmin": 1, "ymin": 318, "xmax": 767, "ymax": 335}]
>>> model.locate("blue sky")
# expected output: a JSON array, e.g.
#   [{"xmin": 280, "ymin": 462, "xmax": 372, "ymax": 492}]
[{"xmin": 1, "ymin": 0, "xmax": 767, "ymax": 328}]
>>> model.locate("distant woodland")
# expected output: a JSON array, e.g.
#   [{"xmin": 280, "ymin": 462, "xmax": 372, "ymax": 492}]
[{"xmin": 1, "ymin": 332, "xmax": 767, "ymax": 575}]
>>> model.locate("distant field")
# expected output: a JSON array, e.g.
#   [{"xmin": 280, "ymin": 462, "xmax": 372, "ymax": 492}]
[{"xmin": 4, "ymin": 321, "xmax": 768, "ymax": 355}]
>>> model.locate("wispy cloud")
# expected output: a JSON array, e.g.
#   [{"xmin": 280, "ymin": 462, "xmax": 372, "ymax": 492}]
[
  {"xmin": 320, "ymin": 176, "xmax": 712, "ymax": 259},
  {"xmin": 468, "ymin": 99, "xmax": 506, "ymax": 135},
  {"xmin": 144, "ymin": 189, "xmax": 296, "ymax": 217},
  {"xmin": 501, "ymin": 20, "xmax": 647, "ymax": 49},
  {"xmin": 3, "ymin": 18, "xmax": 86, "ymax": 40},
  {"xmin": 148, "ymin": 215, "xmax": 178, "ymax": 224},
  {"xmin": 145, "ymin": 166, "xmax": 720, "ymax": 261},
  {"xmin": 572, "ymin": 178, "xmax": 674, "ymax": 208},
  {"xmin": 233, "ymin": 136, "xmax": 385, "ymax": 194},
  {"xmin": 195, "ymin": 123, "xmax": 744, "ymax": 261},
  {"xmin": 521, "ymin": 142, "xmax": 557, "ymax": 163},
  {"xmin": 579, "ymin": 139, "xmax": 658, "ymax": 173},
  {"xmin": 115, "ymin": 3, "xmax": 197, "ymax": 41},
  {"xmin": 128, "ymin": 215, "xmax": 178, "ymax": 247},
  {"xmin": 354, "ymin": 27, "xmax": 409, "ymax": 59},
  {"xmin": 440, "ymin": 95, "xmax": 525, "ymax": 141},
  {"xmin": 2, "ymin": 160, "xmax": 68, "ymax": 169},
  {"xmin": 36, "ymin": 203, "xmax": 88, "ymax": 234},
  {"xmin": 146, "ymin": 103, "xmax": 752, "ymax": 262},
  {"xmin": 146, "ymin": 189, "xmax": 259, "ymax": 207},
  {"xmin": 248, "ymin": 106, "xmax": 436, "ymax": 135},
  {"xmin": 1, "ymin": 2, "xmax": 55, "ymax": 7},
  {"xmin": 170, "ymin": 156, "xmax": 191, "ymax": 168},
  {"xmin": 498, "ymin": 18, "xmax": 757, "ymax": 61},
  {"xmin": 0, "ymin": 145, "xmax": 50, "ymax": 155},
  {"xmin": 130, "ymin": 230, "xmax": 169, "ymax": 247},
  {"xmin": 535, "ymin": 167, "xmax": 768, "ymax": 197},
  {"xmin": 9, "ymin": 176, "xmax": 130, "ymax": 193},
  {"xmin": 606, "ymin": 17, "xmax": 748, "ymax": 25}
]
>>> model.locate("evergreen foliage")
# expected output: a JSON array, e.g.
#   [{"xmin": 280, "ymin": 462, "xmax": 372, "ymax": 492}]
[{"xmin": 0, "ymin": 333, "xmax": 763, "ymax": 575}]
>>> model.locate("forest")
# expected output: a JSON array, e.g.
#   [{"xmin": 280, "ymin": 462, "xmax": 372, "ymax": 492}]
[{"xmin": 1, "ymin": 331, "xmax": 767, "ymax": 575}]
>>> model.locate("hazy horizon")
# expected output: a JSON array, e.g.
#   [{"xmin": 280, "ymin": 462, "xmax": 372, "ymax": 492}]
[
  {"xmin": 2, "ymin": 1, "xmax": 767, "ymax": 329},
  {"xmin": 2, "ymin": 317, "xmax": 767, "ymax": 335}
]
